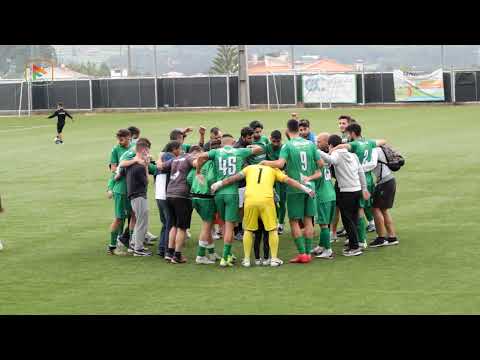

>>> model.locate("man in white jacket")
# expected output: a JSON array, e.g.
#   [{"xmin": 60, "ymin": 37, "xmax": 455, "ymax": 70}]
[{"xmin": 317, "ymin": 134, "xmax": 370, "ymax": 256}]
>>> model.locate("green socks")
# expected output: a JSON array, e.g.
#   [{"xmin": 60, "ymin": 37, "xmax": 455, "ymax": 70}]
[
  {"xmin": 294, "ymin": 236, "xmax": 306, "ymax": 254},
  {"xmin": 197, "ymin": 241, "xmax": 207, "ymax": 257},
  {"xmin": 110, "ymin": 230, "xmax": 118, "ymax": 247},
  {"xmin": 206, "ymin": 243, "xmax": 215, "ymax": 254},
  {"xmin": 319, "ymin": 227, "xmax": 331, "ymax": 249},
  {"xmin": 358, "ymin": 217, "xmax": 367, "ymax": 243},
  {"xmin": 305, "ymin": 238, "xmax": 313, "ymax": 255},
  {"xmin": 223, "ymin": 243, "xmax": 232, "ymax": 260}
]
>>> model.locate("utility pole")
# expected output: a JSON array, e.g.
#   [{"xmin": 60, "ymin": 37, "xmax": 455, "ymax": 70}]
[
  {"xmin": 441, "ymin": 45, "xmax": 445, "ymax": 69},
  {"xmin": 153, "ymin": 45, "xmax": 158, "ymax": 108},
  {"xmin": 127, "ymin": 45, "xmax": 132, "ymax": 76},
  {"xmin": 291, "ymin": 45, "xmax": 297, "ymax": 106},
  {"xmin": 238, "ymin": 45, "xmax": 250, "ymax": 109}
]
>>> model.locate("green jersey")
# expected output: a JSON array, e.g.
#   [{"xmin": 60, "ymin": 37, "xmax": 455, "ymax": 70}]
[
  {"xmin": 315, "ymin": 162, "xmax": 336, "ymax": 203},
  {"xmin": 208, "ymin": 146, "xmax": 252, "ymax": 195},
  {"xmin": 265, "ymin": 143, "xmax": 282, "ymax": 161},
  {"xmin": 188, "ymin": 160, "xmax": 216, "ymax": 195},
  {"xmin": 279, "ymin": 137, "xmax": 320, "ymax": 194},
  {"xmin": 182, "ymin": 143, "xmax": 191, "ymax": 154},
  {"xmin": 349, "ymin": 138, "xmax": 376, "ymax": 185},
  {"xmin": 246, "ymin": 135, "xmax": 269, "ymax": 165},
  {"xmin": 110, "ymin": 143, "xmax": 130, "ymax": 166},
  {"xmin": 112, "ymin": 149, "xmax": 156, "ymax": 194},
  {"xmin": 341, "ymin": 133, "xmax": 349, "ymax": 144}
]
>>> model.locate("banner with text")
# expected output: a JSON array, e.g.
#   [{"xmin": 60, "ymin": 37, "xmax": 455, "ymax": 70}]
[
  {"xmin": 393, "ymin": 69, "xmax": 445, "ymax": 102},
  {"xmin": 302, "ymin": 73, "xmax": 357, "ymax": 103}
]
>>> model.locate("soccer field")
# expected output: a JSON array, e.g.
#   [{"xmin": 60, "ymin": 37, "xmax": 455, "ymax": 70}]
[{"xmin": 0, "ymin": 106, "xmax": 479, "ymax": 314}]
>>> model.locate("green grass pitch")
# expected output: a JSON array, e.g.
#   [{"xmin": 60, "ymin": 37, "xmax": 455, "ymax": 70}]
[{"xmin": 0, "ymin": 106, "xmax": 479, "ymax": 314}]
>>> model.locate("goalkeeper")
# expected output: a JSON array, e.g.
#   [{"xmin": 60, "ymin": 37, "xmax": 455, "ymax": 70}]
[{"xmin": 211, "ymin": 164, "xmax": 315, "ymax": 267}]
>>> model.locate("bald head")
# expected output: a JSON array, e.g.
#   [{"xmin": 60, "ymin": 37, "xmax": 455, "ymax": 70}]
[
  {"xmin": 221, "ymin": 134, "xmax": 235, "ymax": 146},
  {"xmin": 316, "ymin": 132, "xmax": 330, "ymax": 152}
]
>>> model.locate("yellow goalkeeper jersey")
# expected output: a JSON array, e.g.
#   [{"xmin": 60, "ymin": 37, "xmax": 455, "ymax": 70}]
[{"xmin": 241, "ymin": 165, "xmax": 287, "ymax": 200}]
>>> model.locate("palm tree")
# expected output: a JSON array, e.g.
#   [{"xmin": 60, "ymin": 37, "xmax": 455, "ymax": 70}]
[{"xmin": 210, "ymin": 45, "xmax": 239, "ymax": 75}]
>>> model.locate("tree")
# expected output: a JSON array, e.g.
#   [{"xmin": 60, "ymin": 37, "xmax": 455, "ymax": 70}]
[
  {"xmin": 66, "ymin": 61, "xmax": 111, "ymax": 77},
  {"xmin": 210, "ymin": 45, "xmax": 239, "ymax": 74}
]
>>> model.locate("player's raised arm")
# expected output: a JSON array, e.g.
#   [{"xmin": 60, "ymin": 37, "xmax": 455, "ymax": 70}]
[
  {"xmin": 330, "ymin": 143, "xmax": 351, "ymax": 153},
  {"xmin": 198, "ymin": 126, "xmax": 206, "ymax": 147},
  {"xmin": 318, "ymin": 150, "xmax": 339, "ymax": 165},
  {"xmin": 375, "ymin": 139, "xmax": 387, "ymax": 146},
  {"xmin": 65, "ymin": 110, "xmax": 73, "ymax": 120},
  {"xmin": 195, "ymin": 151, "xmax": 210, "ymax": 175},
  {"xmin": 260, "ymin": 158, "xmax": 286, "ymax": 169}
]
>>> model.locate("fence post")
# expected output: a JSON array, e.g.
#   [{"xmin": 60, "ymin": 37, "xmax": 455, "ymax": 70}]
[
  {"xmin": 474, "ymin": 71, "xmax": 478, "ymax": 102},
  {"xmin": 173, "ymin": 78, "xmax": 176, "ymax": 108},
  {"xmin": 226, "ymin": 74, "xmax": 230, "ymax": 107},
  {"xmin": 361, "ymin": 69, "xmax": 366, "ymax": 105},
  {"xmin": 208, "ymin": 76, "xmax": 212, "ymax": 107},
  {"xmin": 451, "ymin": 68, "xmax": 456, "ymax": 103},
  {"xmin": 154, "ymin": 77, "xmax": 158, "ymax": 109},
  {"xmin": 380, "ymin": 72, "xmax": 384, "ymax": 103},
  {"xmin": 89, "ymin": 79, "xmax": 93, "ymax": 110},
  {"xmin": 266, "ymin": 74, "xmax": 270, "ymax": 110},
  {"xmin": 75, "ymin": 80, "xmax": 79, "ymax": 109}
]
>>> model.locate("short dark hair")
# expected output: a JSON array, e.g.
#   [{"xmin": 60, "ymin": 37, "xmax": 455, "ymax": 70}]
[
  {"xmin": 210, "ymin": 127, "xmax": 220, "ymax": 135},
  {"xmin": 299, "ymin": 119, "xmax": 310, "ymax": 128},
  {"xmin": 338, "ymin": 115, "xmax": 351, "ymax": 122},
  {"xmin": 116, "ymin": 129, "xmax": 130, "ymax": 138},
  {"xmin": 328, "ymin": 134, "xmax": 342, "ymax": 147},
  {"xmin": 345, "ymin": 123, "xmax": 362, "ymax": 136},
  {"xmin": 128, "ymin": 126, "xmax": 140, "ymax": 137},
  {"xmin": 188, "ymin": 145, "xmax": 202, "ymax": 153},
  {"xmin": 169, "ymin": 129, "xmax": 184, "ymax": 141},
  {"xmin": 349, "ymin": 118, "xmax": 357, "ymax": 124},
  {"xmin": 287, "ymin": 119, "xmax": 299, "ymax": 133},
  {"xmin": 163, "ymin": 140, "xmax": 182, "ymax": 153},
  {"xmin": 136, "ymin": 137, "xmax": 151, "ymax": 149},
  {"xmin": 241, "ymin": 127, "xmax": 254, "ymax": 138},
  {"xmin": 249, "ymin": 120, "xmax": 263, "ymax": 130},
  {"xmin": 57, "ymin": 102, "xmax": 63, "ymax": 107},
  {"xmin": 210, "ymin": 138, "xmax": 222, "ymax": 149},
  {"xmin": 271, "ymin": 130, "xmax": 282, "ymax": 140},
  {"xmin": 222, "ymin": 133, "xmax": 234, "ymax": 139}
]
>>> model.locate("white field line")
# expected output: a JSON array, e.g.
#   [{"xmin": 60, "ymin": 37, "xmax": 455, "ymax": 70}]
[{"xmin": 0, "ymin": 125, "xmax": 52, "ymax": 133}]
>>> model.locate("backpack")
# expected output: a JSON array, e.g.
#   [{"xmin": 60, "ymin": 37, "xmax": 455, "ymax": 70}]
[{"xmin": 378, "ymin": 145, "xmax": 405, "ymax": 172}]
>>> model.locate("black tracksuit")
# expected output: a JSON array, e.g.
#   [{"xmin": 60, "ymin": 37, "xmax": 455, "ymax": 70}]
[{"xmin": 48, "ymin": 108, "xmax": 73, "ymax": 133}]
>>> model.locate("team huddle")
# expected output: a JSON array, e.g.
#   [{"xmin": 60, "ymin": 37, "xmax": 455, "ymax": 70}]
[{"xmin": 106, "ymin": 114, "xmax": 404, "ymax": 267}]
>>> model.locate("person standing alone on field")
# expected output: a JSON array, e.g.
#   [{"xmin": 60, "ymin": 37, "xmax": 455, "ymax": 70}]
[{"xmin": 48, "ymin": 102, "xmax": 73, "ymax": 144}]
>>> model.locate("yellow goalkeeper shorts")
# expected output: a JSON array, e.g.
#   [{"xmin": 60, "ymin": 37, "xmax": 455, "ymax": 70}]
[{"xmin": 243, "ymin": 198, "xmax": 277, "ymax": 232}]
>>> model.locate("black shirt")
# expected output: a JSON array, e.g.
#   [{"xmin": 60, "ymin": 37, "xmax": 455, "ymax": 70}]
[
  {"xmin": 124, "ymin": 164, "xmax": 148, "ymax": 200},
  {"xmin": 48, "ymin": 108, "xmax": 73, "ymax": 122}
]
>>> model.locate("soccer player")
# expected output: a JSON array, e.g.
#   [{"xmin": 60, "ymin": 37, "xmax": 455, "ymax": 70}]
[
  {"xmin": 155, "ymin": 141, "xmax": 181, "ymax": 257},
  {"xmin": 233, "ymin": 126, "xmax": 255, "ymax": 241},
  {"xmin": 128, "ymin": 126, "xmax": 141, "ymax": 146},
  {"xmin": 211, "ymin": 164, "xmax": 315, "ymax": 267},
  {"xmin": 116, "ymin": 138, "xmax": 156, "ymax": 256},
  {"xmin": 265, "ymin": 130, "xmax": 286, "ymax": 234},
  {"xmin": 260, "ymin": 119, "xmax": 323, "ymax": 264},
  {"xmin": 333, "ymin": 123, "xmax": 386, "ymax": 248},
  {"xmin": 106, "ymin": 128, "xmax": 132, "ymax": 255},
  {"xmin": 196, "ymin": 134, "xmax": 262, "ymax": 267},
  {"xmin": 368, "ymin": 146, "xmax": 399, "ymax": 247},
  {"xmin": 304, "ymin": 133, "xmax": 336, "ymax": 259},
  {"xmin": 203, "ymin": 127, "xmax": 222, "ymax": 151},
  {"xmin": 187, "ymin": 144, "xmax": 222, "ymax": 264},
  {"xmin": 317, "ymin": 134, "xmax": 370, "ymax": 256},
  {"xmin": 47, "ymin": 102, "xmax": 73, "ymax": 144},
  {"xmin": 299, "ymin": 119, "xmax": 316, "ymax": 143},
  {"xmin": 157, "ymin": 146, "xmax": 203, "ymax": 264}
]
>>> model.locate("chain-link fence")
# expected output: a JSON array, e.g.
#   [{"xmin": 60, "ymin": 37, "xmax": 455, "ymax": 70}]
[{"xmin": 2, "ymin": 69, "xmax": 480, "ymax": 113}]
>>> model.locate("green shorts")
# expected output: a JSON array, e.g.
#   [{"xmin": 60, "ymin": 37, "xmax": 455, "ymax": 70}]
[
  {"xmin": 360, "ymin": 181, "xmax": 375, "ymax": 209},
  {"xmin": 287, "ymin": 192, "xmax": 316, "ymax": 220},
  {"xmin": 113, "ymin": 192, "xmax": 131, "ymax": 219},
  {"xmin": 316, "ymin": 200, "xmax": 336, "ymax": 225},
  {"xmin": 192, "ymin": 197, "xmax": 216, "ymax": 222},
  {"xmin": 215, "ymin": 194, "xmax": 240, "ymax": 223}
]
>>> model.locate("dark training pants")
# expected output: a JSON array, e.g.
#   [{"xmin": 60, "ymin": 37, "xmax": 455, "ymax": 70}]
[
  {"xmin": 253, "ymin": 219, "xmax": 269, "ymax": 260},
  {"xmin": 337, "ymin": 190, "xmax": 362, "ymax": 249}
]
